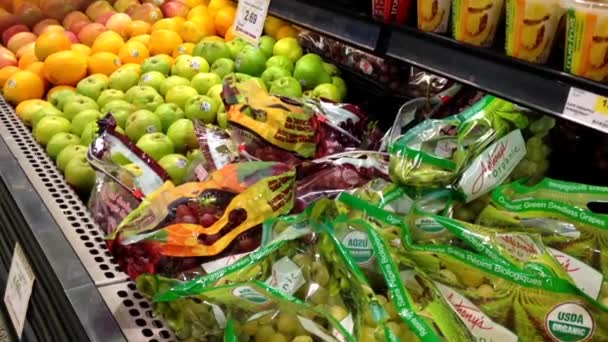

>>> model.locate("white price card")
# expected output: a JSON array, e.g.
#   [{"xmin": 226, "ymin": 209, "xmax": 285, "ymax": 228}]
[
  {"xmin": 4, "ymin": 243, "xmax": 35, "ymax": 339},
  {"xmin": 233, "ymin": 0, "xmax": 270, "ymax": 44},
  {"xmin": 563, "ymin": 87, "xmax": 608, "ymax": 133}
]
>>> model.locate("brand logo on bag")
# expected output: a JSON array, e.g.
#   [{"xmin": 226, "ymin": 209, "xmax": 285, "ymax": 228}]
[
  {"xmin": 232, "ymin": 286, "xmax": 268, "ymax": 304},
  {"xmin": 495, "ymin": 234, "xmax": 540, "ymax": 261},
  {"xmin": 342, "ymin": 231, "xmax": 373, "ymax": 265},
  {"xmin": 414, "ymin": 217, "xmax": 444, "ymax": 233},
  {"xmin": 546, "ymin": 302, "xmax": 594, "ymax": 342}
]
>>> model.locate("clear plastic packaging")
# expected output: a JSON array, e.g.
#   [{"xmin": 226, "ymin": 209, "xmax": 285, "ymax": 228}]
[{"xmin": 452, "ymin": 0, "xmax": 506, "ymax": 46}]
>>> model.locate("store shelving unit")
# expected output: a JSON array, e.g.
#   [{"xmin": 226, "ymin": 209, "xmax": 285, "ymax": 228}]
[{"xmin": 0, "ymin": 1, "xmax": 606, "ymax": 341}]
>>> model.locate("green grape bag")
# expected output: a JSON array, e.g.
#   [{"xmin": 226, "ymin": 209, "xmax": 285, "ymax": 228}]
[
  {"xmin": 389, "ymin": 95, "xmax": 528, "ymax": 199},
  {"xmin": 478, "ymin": 178, "xmax": 608, "ymax": 302},
  {"xmin": 344, "ymin": 195, "xmax": 608, "ymax": 342}
]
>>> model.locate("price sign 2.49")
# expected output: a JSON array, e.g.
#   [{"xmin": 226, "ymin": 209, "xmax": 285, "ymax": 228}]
[{"xmin": 234, "ymin": 0, "xmax": 270, "ymax": 44}]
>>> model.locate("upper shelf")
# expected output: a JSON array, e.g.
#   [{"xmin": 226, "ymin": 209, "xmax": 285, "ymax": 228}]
[{"xmin": 268, "ymin": 0, "xmax": 608, "ymax": 133}]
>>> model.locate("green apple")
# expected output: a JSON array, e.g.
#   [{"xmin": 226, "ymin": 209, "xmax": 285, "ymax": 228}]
[
  {"xmin": 33, "ymin": 116, "xmax": 71, "ymax": 146},
  {"xmin": 76, "ymin": 74, "xmax": 109, "ymax": 100},
  {"xmin": 159, "ymin": 75, "xmax": 190, "ymax": 97},
  {"xmin": 16, "ymin": 100, "xmax": 55, "ymax": 127},
  {"xmin": 184, "ymin": 95, "xmax": 218, "ymax": 123},
  {"xmin": 141, "ymin": 55, "xmax": 171, "ymax": 75},
  {"xmin": 235, "ymin": 48, "xmax": 267, "ymax": 77},
  {"xmin": 62, "ymin": 95, "xmax": 99, "ymax": 121},
  {"xmin": 136, "ymin": 133, "xmax": 174, "ymax": 161},
  {"xmin": 64, "ymin": 156, "xmax": 96, "ymax": 193},
  {"xmin": 56, "ymin": 145, "xmax": 87, "ymax": 172},
  {"xmin": 46, "ymin": 132, "xmax": 81, "ymax": 160},
  {"xmin": 193, "ymin": 41, "xmax": 231, "ymax": 65},
  {"xmin": 128, "ymin": 87, "xmax": 164, "ymax": 112},
  {"xmin": 31, "ymin": 105, "xmax": 63, "ymax": 128},
  {"xmin": 154, "ymin": 103, "xmax": 184, "ymax": 132},
  {"xmin": 259, "ymin": 35, "xmax": 276, "ymax": 58},
  {"xmin": 224, "ymin": 72, "xmax": 266, "ymax": 90},
  {"xmin": 261, "ymin": 66, "xmax": 291, "ymax": 88},
  {"xmin": 165, "ymin": 85, "xmax": 198, "ymax": 109},
  {"xmin": 174, "ymin": 54, "xmax": 192, "ymax": 65},
  {"xmin": 125, "ymin": 109, "xmax": 162, "ymax": 142},
  {"xmin": 312, "ymin": 83, "xmax": 342, "ymax": 102},
  {"xmin": 97, "ymin": 89, "xmax": 125, "ymax": 108},
  {"xmin": 138, "ymin": 71, "xmax": 166, "ymax": 92},
  {"xmin": 226, "ymin": 38, "xmax": 247, "ymax": 59},
  {"xmin": 207, "ymin": 83, "xmax": 223, "ymax": 104},
  {"xmin": 302, "ymin": 90, "xmax": 314, "ymax": 98},
  {"xmin": 273, "ymin": 37, "xmax": 303, "ymax": 63},
  {"xmin": 125, "ymin": 85, "xmax": 157, "ymax": 102},
  {"xmin": 187, "ymin": 148, "xmax": 203, "ymax": 162},
  {"xmin": 294, "ymin": 53, "xmax": 330, "ymax": 89},
  {"xmin": 210, "ymin": 58, "xmax": 235, "ymax": 79},
  {"xmin": 49, "ymin": 89, "xmax": 77, "ymax": 109},
  {"xmin": 171, "ymin": 56, "xmax": 209, "ymax": 80},
  {"xmin": 110, "ymin": 108, "xmax": 131, "ymax": 129},
  {"xmin": 323, "ymin": 62, "xmax": 339, "ymax": 76},
  {"xmin": 109, "ymin": 68, "xmax": 140, "ymax": 92},
  {"xmin": 332, "ymin": 76, "xmax": 347, "ymax": 100},
  {"xmin": 217, "ymin": 109, "xmax": 228, "ymax": 129},
  {"xmin": 269, "ymin": 76, "xmax": 302, "ymax": 98},
  {"xmin": 166, "ymin": 118, "xmax": 197, "ymax": 152},
  {"xmin": 191, "ymin": 72, "xmax": 221, "ymax": 95},
  {"xmin": 266, "ymin": 55, "xmax": 294, "ymax": 74},
  {"xmin": 71, "ymin": 109, "xmax": 102, "ymax": 136},
  {"xmin": 80, "ymin": 122, "xmax": 99, "ymax": 146},
  {"xmin": 158, "ymin": 153, "xmax": 189, "ymax": 184}
]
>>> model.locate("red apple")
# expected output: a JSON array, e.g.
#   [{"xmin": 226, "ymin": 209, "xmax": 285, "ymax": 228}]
[
  {"xmin": 41, "ymin": 0, "xmax": 77, "ymax": 20},
  {"xmin": 2, "ymin": 24, "xmax": 29, "ymax": 46},
  {"xmin": 77, "ymin": 22, "xmax": 106, "ymax": 46},
  {"xmin": 95, "ymin": 11, "xmax": 116, "ymax": 25},
  {"xmin": 0, "ymin": 10, "xmax": 19, "ymax": 33},
  {"xmin": 6, "ymin": 31, "xmax": 36, "ymax": 53},
  {"xmin": 105, "ymin": 12, "xmax": 132, "ymax": 38},
  {"xmin": 143, "ymin": 0, "xmax": 165, "ymax": 5},
  {"xmin": 63, "ymin": 11, "xmax": 89, "ymax": 30},
  {"xmin": 86, "ymin": 1, "xmax": 115, "ymax": 21},
  {"xmin": 32, "ymin": 18, "xmax": 60, "ymax": 35},
  {"xmin": 0, "ymin": 0, "xmax": 12, "ymax": 12},
  {"xmin": 64, "ymin": 31, "xmax": 80, "ymax": 43},
  {"xmin": 13, "ymin": 2, "xmax": 43, "ymax": 28},
  {"xmin": 129, "ymin": 3, "xmax": 163, "ymax": 23},
  {"xmin": 160, "ymin": 1, "xmax": 188, "ymax": 17},
  {"xmin": 114, "ymin": 0, "xmax": 140, "ymax": 12},
  {"xmin": 69, "ymin": 19, "xmax": 91, "ymax": 35},
  {"xmin": 0, "ymin": 48, "xmax": 17, "ymax": 68}
]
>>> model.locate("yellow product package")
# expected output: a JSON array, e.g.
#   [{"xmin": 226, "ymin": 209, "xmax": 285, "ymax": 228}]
[
  {"xmin": 452, "ymin": 0, "xmax": 505, "ymax": 46},
  {"xmin": 563, "ymin": 0, "xmax": 608, "ymax": 82},
  {"xmin": 418, "ymin": 0, "xmax": 452, "ymax": 32},
  {"xmin": 506, "ymin": 0, "xmax": 565, "ymax": 63}
]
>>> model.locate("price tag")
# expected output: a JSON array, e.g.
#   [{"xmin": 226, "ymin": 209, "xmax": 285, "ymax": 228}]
[
  {"xmin": 563, "ymin": 87, "xmax": 608, "ymax": 133},
  {"xmin": 233, "ymin": 0, "xmax": 270, "ymax": 44},
  {"xmin": 3, "ymin": 243, "xmax": 35, "ymax": 339}
]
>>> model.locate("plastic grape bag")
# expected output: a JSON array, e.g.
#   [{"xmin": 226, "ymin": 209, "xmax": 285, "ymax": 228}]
[
  {"xmin": 477, "ymin": 178, "xmax": 608, "ymax": 301},
  {"xmin": 340, "ymin": 195, "xmax": 608, "ymax": 342},
  {"xmin": 107, "ymin": 161, "xmax": 295, "ymax": 279},
  {"xmin": 87, "ymin": 115, "xmax": 170, "ymax": 234},
  {"xmin": 389, "ymin": 95, "xmax": 529, "ymax": 199},
  {"xmin": 188, "ymin": 122, "xmax": 240, "ymax": 182}
]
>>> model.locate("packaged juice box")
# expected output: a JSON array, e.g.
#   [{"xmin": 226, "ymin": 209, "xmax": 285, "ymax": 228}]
[
  {"xmin": 505, "ymin": 0, "xmax": 565, "ymax": 63},
  {"xmin": 418, "ymin": 0, "xmax": 452, "ymax": 33},
  {"xmin": 452, "ymin": 0, "xmax": 506, "ymax": 46},
  {"xmin": 563, "ymin": 0, "xmax": 608, "ymax": 82}
]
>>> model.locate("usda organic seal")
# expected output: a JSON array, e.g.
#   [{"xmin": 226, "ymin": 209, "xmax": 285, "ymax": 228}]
[
  {"xmin": 231, "ymin": 286, "xmax": 268, "ymax": 304},
  {"xmin": 545, "ymin": 302, "xmax": 594, "ymax": 342},
  {"xmin": 342, "ymin": 231, "xmax": 373, "ymax": 265}
]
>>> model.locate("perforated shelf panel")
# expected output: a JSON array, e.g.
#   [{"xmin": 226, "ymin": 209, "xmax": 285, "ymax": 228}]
[{"xmin": 0, "ymin": 96, "xmax": 176, "ymax": 341}]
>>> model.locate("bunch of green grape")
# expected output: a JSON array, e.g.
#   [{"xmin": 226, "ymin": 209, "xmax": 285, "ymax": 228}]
[
  {"xmin": 510, "ymin": 116, "xmax": 555, "ymax": 182},
  {"xmin": 359, "ymin": 294, "xmax": 417, "ymax": 342},
  {"xmin": 234, "ymin": 311, "xmax": 317, "ymax": 342}
]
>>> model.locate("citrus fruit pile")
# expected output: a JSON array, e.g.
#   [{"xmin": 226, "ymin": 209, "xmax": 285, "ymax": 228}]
[{"xmin": 0, "ymin": 0, "xmax": 347, "ymax": 195}]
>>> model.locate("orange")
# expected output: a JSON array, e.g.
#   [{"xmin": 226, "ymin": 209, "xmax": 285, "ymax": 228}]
[
  {"xmin": 179, "ymin": 20, "xmax": 205, "ymax": 43},
  {"xmin": 3, "ymin": 70, "xmax": 45, "ymax": 103},
  {"xmin": 224, "ymin": 26, "xmax": 236, "ymax": 41},
  {"xmin": 15, "ymin": 42, "xmax": 35, "ymax": 59},
  {"xmin": 214, "ymin": 6, "xmax": 235, "ymax": 37},
  {"xmin": 18, "ymin": 51, "xmax": 38, "ymax": 69},
  {"xmin": 25, "ymin": 61, "xmax": 45, "ymax": 82},
  {"xmin": 151, "ymin": 18, "xmax": 179, "ymax": 32},
  {"xmin": 172, "ymin": 42, "xmax": 195, "ymax": 57},
  {"xmin": 71, "ymin": 44, "xmax": 91, "ymax": 56},
  {"xmin": 264, "ymin": 16, "xmax": 287, "ymax": 38},
  {"xmin": 0, "ymin": 66, "xmax": 19, "ymax": 86},
  {"xmin": 188, "ymin": 5, "xmax": 208, "ymax": 19},
  {"xmin": 15, "ymin": 99, "xmax": 50, "ymax": 119},
  {"xmin": 91, "ymin": 31, "xmax": 125, "ymax": 55},
  {"xmin": 40, "ymin": 25, "xmax": 65, "ymax": 34},
  {"xmin": 276, "ymin": 25, "xmax": 299, "ymax": 39},
  {"xmin": 117, "ymin": 63, "xmax": 141, "ymax": 75},
  {"xmin": 43, "ymin": 50, "xmax": 87, "ymax": 86},
  {"xmin": 46, "ymin": 85, "xmax": 76, "ymax": 101},
  {"xmin": 34, "ymin": 31, "xmax": 72, "ymax": 61},
  {"xmin": 88, "ymin": 51, "xmax": 122, "ymax": 75},
  {"xmin": 189, "ymin": 14, "xmax": 216, "ymax": 37},
  {"xmin": 171, "ymin": 17, "xmax": 186, "ymax": 31},
  {"xmin": 148, "ymin": 29, "xmax": 182, "ymax": 56},
  {"xmin": 129, "ymin": 34, "xmax": 150, "ymax": 46},
  {"xmin": 207, "ymin": 0, "xmax": 229, "ymax": 18},
  {"xmin": 118, "ymin": 41, "xmax": 149, "ymax": 64},
  {"xmin": 128, "ymin": 20, "xmax": 150, "ymax": 37}
]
